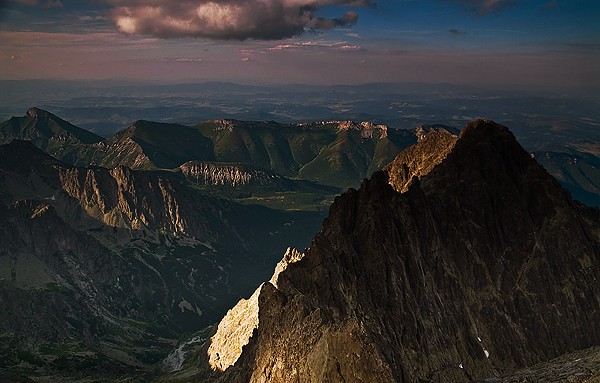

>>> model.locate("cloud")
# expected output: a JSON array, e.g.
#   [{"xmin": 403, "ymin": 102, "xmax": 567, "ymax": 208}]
[
  {"xmin": 161, "ymin": 57, "xmax": 203, "ymax": 62},
  {"xmin": 338, "ymin": 44, "xmax": 359, "ymax": 50},
  {"xmin": 451, "ymin": 0, "xmax": 516, "ymax": 15},
  {"xmin": 8, "ymin": 0, "xmax": 63, "ymax": 8},
  {"xmin": 448, "ymin": 28, "xmax": 461, "ymax": 34},
  {"xmin": 102, "ymin": 0, "xmax": 368, "ymax": 40},
  {"xmin": 265, "ymin": 39, "xmax": 359, "ymax": 52}
]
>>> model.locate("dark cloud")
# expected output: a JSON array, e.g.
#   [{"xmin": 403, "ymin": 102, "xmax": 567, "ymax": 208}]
[
  {"xmin": 448, "ymin": 28, "xmax": 461, "ymax": 34},
  {"xmin": 451, "ymin": 0, "xmax": 516, "ymax": 16},
  {"xmin": 102, "ymin": 0, "xmax": 367, "ymax": 40}
]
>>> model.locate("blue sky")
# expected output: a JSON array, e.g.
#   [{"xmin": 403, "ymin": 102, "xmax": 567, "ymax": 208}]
[{"xmin": 0, "ymin": 0, "xmax": 598, "ymax": 90}]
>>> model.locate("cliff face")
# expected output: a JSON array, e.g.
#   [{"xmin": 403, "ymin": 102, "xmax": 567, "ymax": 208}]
[
  {"xmin": 58, "ymin": 165, "xmax": 196, "ymax": 236},
  {"xmin": 180, "ymin": 161, "xmax": 279, "ymax": 187},
  {"xmin": 209, "ymin": 120, "xmax": 600, "ymax": 383}
]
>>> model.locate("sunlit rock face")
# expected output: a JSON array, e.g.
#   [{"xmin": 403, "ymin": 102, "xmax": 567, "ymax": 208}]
[
  {"xmin": 209, "ymin": 120, "xmax": 600, "ymax": 383},
  {"xmin": 384, "ymin": 129, "xmax": 458, "ymax": 193},
  {"xmin": 208, "ymin": 284, "xmax": 262, "ymax": 372},
  {"xmin": 207, "ymin": 247, "xmax": 304, "ymax": 372}
]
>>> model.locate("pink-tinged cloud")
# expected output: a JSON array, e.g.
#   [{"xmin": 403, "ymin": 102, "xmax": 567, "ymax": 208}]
[
  {"xmin": 265, "ymin": 39, "xmax": 357, "ymax": 52},
  {"xmin": 160, "ymin": 57, "xmax": 203, "ymax": 63},
  {"xmin": 104, "ymin": 0, "xmax": 364, "ymax": 40},
  {"xmin": 451, "ymin": 0, "xmax": 516, "ymax": 15}
]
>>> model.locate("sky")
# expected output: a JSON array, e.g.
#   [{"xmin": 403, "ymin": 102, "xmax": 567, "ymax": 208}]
[{"xmin": 0, "ymin": 0, "xmax": 599, "ymax": 90}]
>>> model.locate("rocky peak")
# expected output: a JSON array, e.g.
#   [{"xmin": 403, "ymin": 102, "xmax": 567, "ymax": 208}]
[
  {"xmin": 205, "ymin": 246, "xmax": 306, "ymax": 374},
  {"xmin": 414, "ymin": 123, "xmax": 459, "ymax": 141},
  {"xmin": 384, "ymin": 129, "xmax": 457, "ymax": 193},
  {"xmin": 207, "ymin": 119, "xmax": 600, "ymax": 383},
  {"xmin": 0, "ymin": 107, "xmax": 103, "ymax": 147},
  {"xmin": 212, "ymin": 119, "xmax": 239, "ymax": 132},
  {"xmin": 26, "ymin": 107, "xmax": 48, "ymax": 119},
  {"xmin": 269, "ymin": 247, "xmax": 304, "ymax": 288},
  {"xmin": 207, "ymin": 284, "xmax": 263, "ymax": 372}
]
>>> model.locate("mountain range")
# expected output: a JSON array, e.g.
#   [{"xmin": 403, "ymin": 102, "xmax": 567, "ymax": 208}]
[
  {"xmin": 0, "ymin": 109, "xmax": 598, "ymax": 382},
  {"xmin": 2, "ymin": 108, "xmax": 597, "ymax": 210},
  {"xmin": 0, "ymin": 108, "xmax": 418, "ymax": 190}
]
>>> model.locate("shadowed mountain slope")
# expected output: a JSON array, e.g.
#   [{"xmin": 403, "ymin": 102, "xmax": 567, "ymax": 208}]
[{"xmin": 0, "ymin": 140, "xmax": 322, "ymax": 379}]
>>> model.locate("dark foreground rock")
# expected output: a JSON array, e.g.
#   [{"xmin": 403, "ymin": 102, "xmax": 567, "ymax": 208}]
[{"xmin": 203, "ymin": 120, "xmax": 600, "ymax": 383}]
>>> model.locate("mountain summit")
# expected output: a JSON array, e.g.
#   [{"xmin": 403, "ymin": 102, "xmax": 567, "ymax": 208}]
[
  {"xmin": 1, "ymin": 107, "xmax": 102, "ymax": 145},
  {"xmin": 206, "ymin": 120, "xmax": 600, "ymax": 383}
]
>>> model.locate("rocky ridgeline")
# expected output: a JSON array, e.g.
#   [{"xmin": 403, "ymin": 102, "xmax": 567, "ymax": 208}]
[
  {"xmin": 336, "ymin": 120, "xmax": 389, "ymax": 138},
  {"xmin": 205, "ymin": 120, "xmax": 600, "ymax": 383},
  {"xmin": 85, "ymin": 136, "xmax": 152, "ymax": 169},
  {"xmin": 180, "ymin": 161, "xmax": 279, "ymax": 187},
  {"xmin": 414, "ymin": 124, "xmax": 459, "ymax": 142}
]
